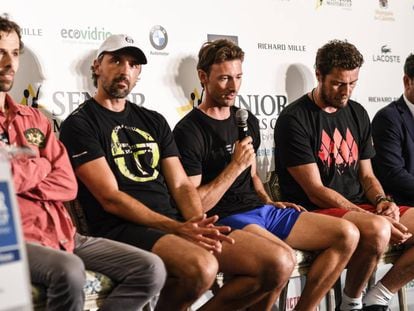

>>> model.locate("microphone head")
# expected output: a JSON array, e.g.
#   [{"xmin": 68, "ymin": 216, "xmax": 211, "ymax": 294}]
[{"xmin": 236, "ymin": 109, "xmax": 248, "ymax": 126}]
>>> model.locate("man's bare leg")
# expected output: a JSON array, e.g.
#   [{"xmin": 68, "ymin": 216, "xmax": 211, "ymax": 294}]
[
  {"xmin": 152, "ymin": 234, "xmax": 219, "ymax": 311},
  {"xmin": 341, "ymin": 213, "xmax": 391, "ymax": 299},
  {"xmin": 199, "ymin": 228, "xmax": 295, "ymax": 311},
  {"xmin": 245, "ymin": 213, "xmax": 359, "ymax": 311},
  {"xmin": 373, "ymin": 209, "xmax": 414, "ymax": 293}
]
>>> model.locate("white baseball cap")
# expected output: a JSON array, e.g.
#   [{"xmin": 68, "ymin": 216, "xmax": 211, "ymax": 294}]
[{"xmin": 96, "ymin": 34, "xmax": 147, "ymax": 64}]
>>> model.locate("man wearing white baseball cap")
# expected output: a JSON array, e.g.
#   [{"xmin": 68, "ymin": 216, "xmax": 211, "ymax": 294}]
[
  {"xmin": 96, "ymin": 34, "xmax": 147, "ymax": 64},
  {"xmin": 61, "ymin": 34, "xmax": 291, "ymax": 310}
]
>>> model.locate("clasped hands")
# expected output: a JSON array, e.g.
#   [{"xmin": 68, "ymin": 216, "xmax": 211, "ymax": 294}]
[
  {"xmin": 176, "ymin": 214, "xmax": 234, "ymax": 254},
  {"xmin": 376, "ymin": 201, "xmax": 412, "ymax": 245}
]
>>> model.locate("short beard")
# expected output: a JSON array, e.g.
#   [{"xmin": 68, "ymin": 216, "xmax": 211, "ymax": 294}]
[
  {"xmin": 106, "ymin": 84, "xmax": 130, "ymax": 98},
  {"xmin": 320, "ymin": 85, "xmax": 346, "ymax": 109},
  {"xmin": 104, "ymin": 77, "xmax": 131, "ymax": 99},
  {"xmin": 0, "ymin": 81, "xmax": 13, "ymax": 93}
]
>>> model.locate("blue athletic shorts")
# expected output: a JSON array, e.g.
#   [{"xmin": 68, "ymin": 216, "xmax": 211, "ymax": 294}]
[{"xmin": 219, "ymin": 205, "xmax": 301, "ymax": 240}]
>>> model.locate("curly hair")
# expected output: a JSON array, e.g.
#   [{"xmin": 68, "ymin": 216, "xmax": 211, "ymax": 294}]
[
  {"xmin": 0, "ymin": 14, "xmax": 24, "ymax": 51},
  {"xmin": 315, "ymin": 40, "xmax": 363, "ymax": 76},
  {"xmin": 404, "ymin": 54, "xmax": 414, "ymax": 79},
  {"xmin": 197, "ymin": 39, "xmax": 244, "ymax": 76}
]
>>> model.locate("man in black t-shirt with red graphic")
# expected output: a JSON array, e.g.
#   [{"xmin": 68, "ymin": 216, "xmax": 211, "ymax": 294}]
[{"xmin": 275, "ymin": 40, "xmax": 414, "ymax": 311}]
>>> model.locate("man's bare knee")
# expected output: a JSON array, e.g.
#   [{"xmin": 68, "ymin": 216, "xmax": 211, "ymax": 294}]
[
  {"xmin": 358, "ymin": 216, "xmax": 391, "ymax": 254},
  {"xmin": 179, "ymin": 252, "xmax": 218, "ymax": 300},
  {"xmin": 260, "ymin": 247, "xmax": 295, "ymax": 291},
  {"xmin": 336, "ymin": 221, "xmax": 360, "ymax": 252}
]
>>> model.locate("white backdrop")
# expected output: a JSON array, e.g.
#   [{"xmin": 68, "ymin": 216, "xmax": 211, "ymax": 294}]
[
  {"xmin": 3, "ymin": 0, "xmax": 414, "ymax": 178},
  {"xmin": 2, "ymin": 0, "xmax": 414, "ymax": 309}
]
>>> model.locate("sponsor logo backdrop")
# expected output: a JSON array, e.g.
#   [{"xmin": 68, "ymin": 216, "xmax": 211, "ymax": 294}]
[
  {"xmin": 4, "ymin": 0, "xmax": 414, "ymax": 179},
  {"xmin": 2, "ymin": 0, "xmax": 414, "ymax": 309}
]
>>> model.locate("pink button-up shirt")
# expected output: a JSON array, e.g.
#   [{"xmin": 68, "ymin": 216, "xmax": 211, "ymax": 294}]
[{"xmin": 0, "ymin": 94, "xmax": 77, "ymax": 252}]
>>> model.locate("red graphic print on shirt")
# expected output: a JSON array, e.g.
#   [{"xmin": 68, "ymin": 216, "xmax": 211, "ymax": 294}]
[{"xmin": 318, "ymin": 128, "xmax": 358, "ymax": 174}]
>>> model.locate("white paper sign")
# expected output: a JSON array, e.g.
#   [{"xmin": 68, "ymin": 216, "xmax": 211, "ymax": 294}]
[{"xmin": 0, "ymin": 159, "xmax": 32, "ymax": 311}]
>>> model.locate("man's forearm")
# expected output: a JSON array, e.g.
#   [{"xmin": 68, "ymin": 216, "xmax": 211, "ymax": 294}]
[
  {"xmin": 196, "ymin": 161, "xmax": 245, "ymax": 211},
  {"xmin": 100, "ymin": 190, "xmax": 182, "ymax": 233},
  {"xmin": 308, "ymin": 186, "xmax": 361, "ymax": 211},
  {"xmin": 252, "ymin": 174, "xmax": 273, "ymax": 204},
  {"xmin": 360, "ymin": 175, "xmax": 386, "ymax": 205},
  {"xmin": 11, "ymin": 157, "xmax": 52, "ymax": 194},
  {"xmin": 172, "ymin": 183, "xmax": 204, "ymax": 220}
]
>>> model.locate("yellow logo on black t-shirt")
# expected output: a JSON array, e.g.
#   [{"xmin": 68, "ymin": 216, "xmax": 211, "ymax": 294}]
[{"xmin": 111, "ymin": 125, "xmax": 160, "ymax": 182}]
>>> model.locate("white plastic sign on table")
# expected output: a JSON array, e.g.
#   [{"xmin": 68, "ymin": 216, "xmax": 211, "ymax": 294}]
[{"xmin": 0, "ymin": 155, "xmax": 32, "ymax": 311}]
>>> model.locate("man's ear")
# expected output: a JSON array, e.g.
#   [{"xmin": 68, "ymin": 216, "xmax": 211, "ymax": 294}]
[
  {"xmin": 403, "ymin": 74, "xmax": 411, "ymax": 90},
  {"xmin": 93, "ymin": 59, "xmax": 101, "ymax": 75},
  {"xmin": 315, "ymin": 69, "xmax": 322, "ymax": 83},
  {"xmin": 198, "ymin": 69, "xmax": 207, "ymax": 87}
]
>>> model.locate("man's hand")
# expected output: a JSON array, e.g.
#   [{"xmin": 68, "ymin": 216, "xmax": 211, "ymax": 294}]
[
  {"xmin": 270, "ymin": 201, "xmax": 306, "ymax": 212},
  {"xmin": 376, "ymin": 201, "xmax": 400, "ymax": 222},
  {"xmin": 232, "ymin": 136, "xmax": 255, "ymax": 172},
  {"xmin": 0, "ymin": 143, "xmax": 36, "ymax": 159},
  {"xmin": 383, "ymin": 216, "xmax": 412, "ymax": 245},
  {"xmin": 175, "ymin": 214, "xmax": 234, "ymax": 253}
]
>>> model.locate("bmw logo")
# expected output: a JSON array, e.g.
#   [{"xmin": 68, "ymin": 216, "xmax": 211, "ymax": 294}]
[{"xmin": 149, "ymin": 25, "xmax": 168, "ymax": 50}]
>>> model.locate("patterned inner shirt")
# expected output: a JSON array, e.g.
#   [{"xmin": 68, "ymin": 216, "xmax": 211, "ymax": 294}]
[{"xmin": 0, "ymin": 131, "xmax": 9, "ymax": 144}]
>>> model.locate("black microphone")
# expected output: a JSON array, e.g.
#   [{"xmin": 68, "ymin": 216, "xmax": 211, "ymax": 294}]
[
  {"xmin": 235, "ymin": 109, "xmax": 249, "ymax": 140},
  {"xmin": 190, "ymin": 89, "xmax": 204, "ymax": 107},
  {"xmin": 32, "ymin": 85, "xmax": 41, "ymax": 108}
]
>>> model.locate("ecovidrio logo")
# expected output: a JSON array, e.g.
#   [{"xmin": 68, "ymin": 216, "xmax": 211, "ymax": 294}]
[{"xmin": 60, "ymin": 26, "xmax": 112, "ymax": 41}]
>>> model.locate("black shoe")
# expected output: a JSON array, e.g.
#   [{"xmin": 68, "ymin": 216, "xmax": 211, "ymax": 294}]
[
  {"xmin": 363, "ymin": 305, "xmax": 389, "ymax": 311},
  {"xmin": 335, "ymin": 307, "xmax": 362, "ymax": 311}
]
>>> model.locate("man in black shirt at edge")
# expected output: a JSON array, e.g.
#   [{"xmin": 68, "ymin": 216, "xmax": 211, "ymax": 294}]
[
  {"xmin": 275, "ymin": 40, "xmax": 414, "ymax": 311},
  {"xmin": 173, "ymin": 39, "xmax": 359, "ymax": 311},
  {"xmin": 60, "ymin": 34, "xmax": 294, "ymax": 311}
]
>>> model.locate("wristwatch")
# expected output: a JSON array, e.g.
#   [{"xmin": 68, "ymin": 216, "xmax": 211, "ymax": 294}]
[{"xmin": 375, "ymin": 194, "xmax": 394, "ymax": 206}]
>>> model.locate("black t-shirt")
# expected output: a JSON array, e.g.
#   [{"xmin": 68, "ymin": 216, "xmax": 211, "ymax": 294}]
[
  {"xmin": 274, "ymin": 94, "xmax": 375, "ymax": 210},
  {"xmin": 173, "ymin": 106, "xmax": 263, "ymax": 218},
  {"xmin": 60, "ymin": 98, "xmax": 179, "ymax": 235}
]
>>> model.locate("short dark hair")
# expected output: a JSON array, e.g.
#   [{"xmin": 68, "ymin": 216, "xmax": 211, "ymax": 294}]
[
  {"xmin": 0, "ymin": 14, "xmax": 24, "ymax": 51},
  {"xmin": 315, "ymin": 40, "xmax": 363, "ymax": 76},
  {"xmin": 404, "ymin": 54, "xmax": 414, "ymax": 79},
  {"xmin": 90, "ymin": 54, "xmax": 104, "ymax": 88},
  {"xmin": 197, "ymin": 39, "xmax": 244, "ymax": 76}
]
